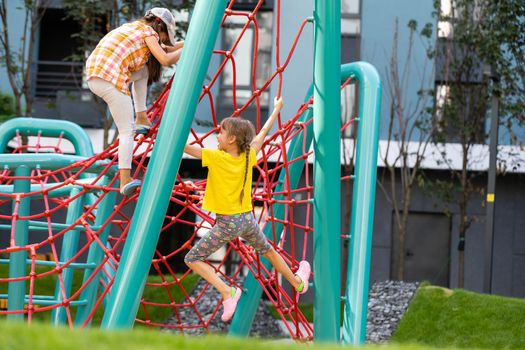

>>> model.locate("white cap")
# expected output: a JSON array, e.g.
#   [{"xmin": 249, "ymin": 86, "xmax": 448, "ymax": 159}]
[{"xmin": 147, "ymin": 7, "xmax": 177, "ymax": 46}]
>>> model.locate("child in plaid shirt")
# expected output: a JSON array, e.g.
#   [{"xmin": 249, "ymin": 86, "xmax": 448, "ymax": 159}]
[{"xmin": 86, "ymin": 7, "xmax": 183, "ymax": 195}]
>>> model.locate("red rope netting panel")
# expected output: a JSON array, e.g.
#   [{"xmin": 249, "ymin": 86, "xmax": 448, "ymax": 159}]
[{"xmin": 0, "ymin": 0, "xmax": 357, "ymax": 341}]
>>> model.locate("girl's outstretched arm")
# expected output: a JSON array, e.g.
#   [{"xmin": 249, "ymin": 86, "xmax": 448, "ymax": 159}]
[
  {"xmin": 251, "ymin": 97, "xmax": 283, "ymax": 154},
  {"xmin": 184, "ymin": 144, "xmax": 202, "ymax": 159},
  {"xmin": 145, "ymin": 36, "xmax": 182, "ymax": 65},
  {"xmin": 162, "ymin": 40, "xmax": 184, "ymax": 52}
]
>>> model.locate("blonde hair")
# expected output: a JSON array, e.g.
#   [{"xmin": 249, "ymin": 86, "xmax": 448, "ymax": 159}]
[{"xmin": 220, "ymin": 117, "xmax": 256, "ymax": 204}]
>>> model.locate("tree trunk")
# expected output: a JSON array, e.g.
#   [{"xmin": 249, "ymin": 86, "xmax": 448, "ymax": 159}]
[
  {"xmin": 457, "ymin": 148, "xmax": 469, "ymax": 288},
  {"xmin": 396, "ymin": 188, "xmax": 412, "ymax": 280}
]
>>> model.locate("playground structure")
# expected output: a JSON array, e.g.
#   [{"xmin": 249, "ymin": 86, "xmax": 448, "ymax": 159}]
[{"xmin": 0, "ymin": 0, "xmax": 381, "ymax": 344}]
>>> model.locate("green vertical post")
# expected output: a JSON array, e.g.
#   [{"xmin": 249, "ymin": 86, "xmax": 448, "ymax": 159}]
[
  {"xmin": 229, "ymin": 87, "xmax": 315, "ymax": 336},
  {"xmin": 231, "ymin": 64, "xmax": 369, "ymax": 336},
  {"xmin": 52, "ymin": 188, "xmax": 85, "ymax": 325},
  {"xmin": 7, "ymin": 166, "xmax": 31, "ymax": 320},
  {"xmin": 313, "ymin": 0, "xmax": 341, "ymax": 342},
  {"xmin": 75, "ymin": 180, "xmax": 116, "ymax": 326},
  {"xmin": 101, "ymin": 0, "xmax": 228, "ymax": 329},
  {"xmin": 341, "ymin": 62, "xmax": 382, "ymax": 345}
]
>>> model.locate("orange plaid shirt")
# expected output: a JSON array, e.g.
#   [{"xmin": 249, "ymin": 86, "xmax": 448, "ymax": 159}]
[{"xmin": 86, "ymin": 21, "xmax": 159, "ymax": 95}]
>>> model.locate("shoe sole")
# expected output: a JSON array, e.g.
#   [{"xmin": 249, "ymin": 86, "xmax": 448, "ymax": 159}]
[{"xmin": 120, "ymin": 180, "xmax": 141, "ymax": 196}]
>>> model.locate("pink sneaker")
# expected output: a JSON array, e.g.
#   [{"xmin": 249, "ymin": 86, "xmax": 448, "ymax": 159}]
[
  {"xmin": 221, "ymin": 287, "xmax": 242, "ymax": 322},
  {"xmin": 295, "ymin": 260, "xmax": 311, "ymax": 294}
]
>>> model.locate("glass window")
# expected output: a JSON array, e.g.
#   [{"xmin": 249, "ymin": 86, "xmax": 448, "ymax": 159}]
[
  {"xmin": 341, "ymin": 0, "xmax": 359, "ymax": 15},
  {"xmin": 342, "ymin": 18, "xmax": 360, "ymax": 35},
  {"xmin": 435, "ymin": 84, "xmax": 450, "ymax": 130},
  {"xmin": 219, "ymin": 11, "xmax": 273, "ymax": 119},
  {"xmin": 438, "ymin": 0, "xmax": 453, "ymax": 38},
  {"xmin": 341, "ymin": 36, "xmax": 360, "ymax": 139}
]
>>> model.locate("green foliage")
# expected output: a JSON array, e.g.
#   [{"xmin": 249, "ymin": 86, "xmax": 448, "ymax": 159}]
[
  {"xmin": 0, "ymin": 92, "xmax": 15, "ymax": 122},
  {"xmin": 0, "ymin": 1, "xmax": 47, "ymax": 116},
  {"xmin": 136, "ymin": 272, "xmax": 200, "ymax": 326},
  {"xmin": 393, "ymin": 285, "xmax": 525, "ymax": 349},
  {"xmin": 433, "ymin": 0, "xmax": 525, "ymax": 142},
  {"xmin": 62, "ymin": 0, "xmax": 196, "ymax": 63}
]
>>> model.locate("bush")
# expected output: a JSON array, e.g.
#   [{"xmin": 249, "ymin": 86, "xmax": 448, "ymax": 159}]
[{"xmin": 0, "ymin": 92, "xmax": 15, "ymax": 122}]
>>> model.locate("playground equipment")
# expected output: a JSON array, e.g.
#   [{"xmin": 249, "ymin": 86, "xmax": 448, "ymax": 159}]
[{"xmin": 0, "ymin": 0, "xmax": 380, "ymax": 344}]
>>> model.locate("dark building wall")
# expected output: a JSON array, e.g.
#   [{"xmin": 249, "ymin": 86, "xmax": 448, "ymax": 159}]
[
  {"xmin": 491, "ymin": 175, "xmax": 525, "ymax": 297},
  {"xmin": 1, "ymin": 159, "xmax": 523, "ymax": 298},
  {"xmin": 370, "ymin": 168, "xmax": 525, "ymax": 298}
]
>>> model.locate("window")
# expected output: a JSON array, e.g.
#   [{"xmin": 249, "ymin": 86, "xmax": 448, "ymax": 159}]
[
  {"xmin": 230, "ymin": 0, "xmax": 274, "ymax": 11},
  {"xmin": 438, "ymin": 0, "xmax": 453, "ymax": 38},
  {"xmin": 218, "ymin": 11, "xmax": 273, "ymax": 123},
  {"xmin": 341, "ymin": 0, "xmax": 360, "ymax": 139},
  {"xmin": 341, "ymin": 0, "xmax": 360, "ymax": 36},
  {"xmin": 433, "ymin": 81, "xmax": 487, "ymax": 143},
  {"xmin": 438, "ymin": 0, "xmax": 484, "ymax": 38}
]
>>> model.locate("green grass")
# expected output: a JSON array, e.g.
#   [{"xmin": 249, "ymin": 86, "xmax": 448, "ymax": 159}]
[
  {"xmin": 392, "ymin": 284, "xmax": 525, "ymax": 349},
  {"xmin": 0, "ymin": 319, "xmax": 467, "ymax": 350},
  {"xmin": 4, "ymin": 261, "xmax": 524, "ymax": 350},
  {"xmin": 268, "ymin": 303, "xmax": 313, "ymax": 323},
  {"xmin": 137, "ymin": 272, "xmax": 200, "ymax": 325},
  {"xmin": 0, "ymin": 264, "xmax": 200, "ymax": 326}
]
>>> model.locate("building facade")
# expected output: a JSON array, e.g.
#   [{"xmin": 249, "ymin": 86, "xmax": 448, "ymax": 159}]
[{"xmin": 1, "ymin": 0, "xmax": 524, "ymax": 297}]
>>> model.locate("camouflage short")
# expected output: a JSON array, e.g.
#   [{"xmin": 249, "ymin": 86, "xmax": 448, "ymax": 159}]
[{"xmin": 184, "ymin": 211, "xmax": 272, "ymax": 263}]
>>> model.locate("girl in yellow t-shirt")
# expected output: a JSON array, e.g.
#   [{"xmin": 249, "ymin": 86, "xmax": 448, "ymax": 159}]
[{"xmin": 184, "ymin": 97, "xmax": 311, "ymax": 322}]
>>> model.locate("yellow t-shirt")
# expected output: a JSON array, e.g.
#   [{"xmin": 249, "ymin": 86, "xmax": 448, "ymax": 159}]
[{"xmin": 202, "ymin": 148, "xmax": 257, "ymax": 215}]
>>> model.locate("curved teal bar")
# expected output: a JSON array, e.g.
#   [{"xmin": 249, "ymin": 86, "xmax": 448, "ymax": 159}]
[
  {"xmin": 341, "ymin": 62, "xmax": 382, "ymax": 345},
  {"xmin": 0, "ymin": 117, "xmax": 94, "ymax": 157},
  {"xmin": 101, "ymin": 0, "xmax": 229, "ymax": 329},
  {"xmin": 52, "ymin": 187, "xmax": 85, "ymax": 325},
  {"xmin": 230, "ymin": 61, "xmax": 379, "ymax": 338}
]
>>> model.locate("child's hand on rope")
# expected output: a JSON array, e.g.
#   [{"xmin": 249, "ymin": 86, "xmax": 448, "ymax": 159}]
[
  {"xmin": 273, "ymin": 96, "xmax": 284, "ymax": 112},
  {"xmin": 182, "ymin": 181, "xmax": 198, "ymax": 191}
]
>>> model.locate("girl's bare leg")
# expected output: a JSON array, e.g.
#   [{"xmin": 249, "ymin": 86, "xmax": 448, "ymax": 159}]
[
  {"xmin": 119, "ymin": 168, "xmax": 132, "ymax": 189},
  {"xmin": 263, "ymin": 248, "xmax": 302, "ymax": 290},
  {"xmin": 186, "ymin": 260, "xmax": 232, "ymax": 300},
  {"xmin": 135, "ymin": 110, "xmax": 150, "ymax": 127}
]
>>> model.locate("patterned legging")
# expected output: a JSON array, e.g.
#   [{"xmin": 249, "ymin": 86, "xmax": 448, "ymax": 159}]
[{"xmin": 184, "ymin": 211, "xmax": 272, "ymax": 263}]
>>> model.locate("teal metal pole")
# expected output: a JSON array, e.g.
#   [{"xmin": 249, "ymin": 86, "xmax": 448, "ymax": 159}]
[
  {"xmin": 229, "ymin": 87, "xmax": 315, "ymax": 336},
  {"xmin": 313, "ymin": 0, "xmax": 341, "ymax": 342},
  {"xmin": 75, "ymin": 181, "xmax": 116, "ymax": 326},
  {"xmin": 101, "ymin": 0, "xmax": 228, "ymax": 329},
  {"xmin": 7, "ymin": 166, "xmax": 31, "ymax": 320},
  {"xmin": 341, "ymin": 62, "xmax": 382, "ymax": 345},
  {"xmin": 0, "ymin": 118, "xmax": 94, "ymax": 156},
  {"xmin": 231, "ymin": 64, "xmax": 365, "ymax": 336},
  {"xmin": 52, "ymin": 188, "xmax": 85, "ymax": 325}
]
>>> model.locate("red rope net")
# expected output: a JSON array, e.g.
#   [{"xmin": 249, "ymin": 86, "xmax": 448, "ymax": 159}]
[{"xmin": 0, "ymin": 0, "xmax": 356, "ymax": 341}]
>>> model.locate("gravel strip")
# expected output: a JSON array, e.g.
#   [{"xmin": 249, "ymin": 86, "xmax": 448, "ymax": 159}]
[
  {"xmin": 366, "ymin": 280, "xmax": 419, "ymax": 343},
  {"xmin": 163, "ymin": 279, "xmax": 285, "ymax": 338},
  {"xmin": 163, "ymin": 279, "xmax": 419, "ymax": 342}
]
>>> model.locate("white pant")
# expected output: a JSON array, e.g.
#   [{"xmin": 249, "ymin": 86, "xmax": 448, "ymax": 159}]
[{"xmin": 87, "ymin": 67, "xmax": 148, "ymax": 169}]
